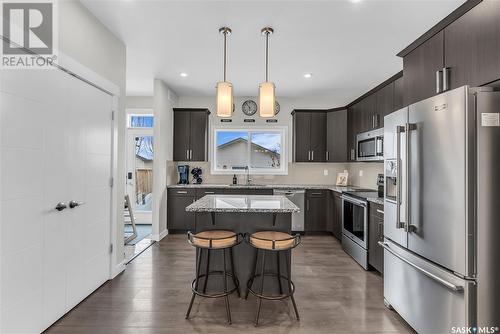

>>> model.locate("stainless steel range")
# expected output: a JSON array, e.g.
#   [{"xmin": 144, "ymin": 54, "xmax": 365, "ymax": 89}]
[{"xmin": 341, "ymin": 190, "xmax": 378, "ymax": 269}]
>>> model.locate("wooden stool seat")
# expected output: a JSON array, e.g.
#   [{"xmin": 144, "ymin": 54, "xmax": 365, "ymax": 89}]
[
  {"xmin": 191, "ymin": 230, "xmax": 237, "ymax": 249},
  {"xmin": 249, "ymin": 231, "xmax": 295, "ymax": 250}
]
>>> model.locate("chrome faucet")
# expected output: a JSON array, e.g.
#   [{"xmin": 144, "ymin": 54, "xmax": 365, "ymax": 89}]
[{"xmin": 245, "ymin": 166, "xmax": 252, "ymax": 185}]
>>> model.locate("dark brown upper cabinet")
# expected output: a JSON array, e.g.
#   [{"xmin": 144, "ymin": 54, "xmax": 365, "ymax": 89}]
[
  {"xmin": 326, "ymin": 109, "xmax": 347, "ymax": 162},
  {"xmin": 173, "ymin": 108, "xmax": 209, "ymax": 162},
  {"xmin": 375, "ymin": 82, "xmax": 394, "ymax": 129},
  {"xmin": 444, "ymin": 0, "xmax": 500, "ymax": 90},
  {"xmin": 393, "ymin": 76, "xmax": 405, "ymax": 111},
  {"xmin": 293, "ymin": 110, "xmax": 326, "ymax": 162},
  {"xmin": 403, "ymin": 31, "xmax": 445, "ymax": 106}
]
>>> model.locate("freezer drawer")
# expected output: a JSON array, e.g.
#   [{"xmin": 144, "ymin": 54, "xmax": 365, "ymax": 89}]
[{"xmin": 382, "ymin": 240, "xmax": 476, "ymax": 333}]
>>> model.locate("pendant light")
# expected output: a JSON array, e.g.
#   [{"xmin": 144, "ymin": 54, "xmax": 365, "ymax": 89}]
[
  {"xmin": 259, "ymin": 27, "xmax": 275, "ymax": 118},
  {"xmin": 216, "ymin": 27, "xmax": 233, "ymax": 118}
]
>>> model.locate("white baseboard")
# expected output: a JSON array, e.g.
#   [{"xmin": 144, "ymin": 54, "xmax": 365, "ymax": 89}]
[
  {"xmin": 111, "ymin": 260, "xmax": 126, "ymax": 279},
  {"xmin": 152, "ymin": 229, "xmax": 168, "ymax": 242}
]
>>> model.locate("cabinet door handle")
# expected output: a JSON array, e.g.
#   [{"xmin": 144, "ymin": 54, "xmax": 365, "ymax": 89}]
[
  {"xmin": 306, "ymin": 199, "xmax": 310, "ymax": 211},
  {"xmin": 326, "ymin": 151, "xmax": 329, "ymax": 161},
  {"xmin": 436, "ymin": 70, "xmax": 443, "ymax": 94},
  {"xmin": 177, "ymin": 191, "xmax": 188, "ymax": 194},
  {"xmin": 372, "ymin": 115, "xmax": 375, "ymax": 128},
  {"xmin": 311, "ymin": 150, "xmax": 314, "ymax": 161},
  {"xmin": 376, "ymin": 209, "xmax": 384, "ymax": 215},
  {"xmin": 442, "ymin": 67, "xmax": 450, "ymax": 91},
  {"xmin": 186, "ymin": 150, "xmax": 189, "ymax": 160},
  {"xmin": 204, "ymin": 191, "xmax": 215, "ymax": 194}
]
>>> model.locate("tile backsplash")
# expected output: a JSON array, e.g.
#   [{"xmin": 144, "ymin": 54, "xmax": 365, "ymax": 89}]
[{"xmin": 168, "ymin": 161, "xmax": 383, "ymax": 189}]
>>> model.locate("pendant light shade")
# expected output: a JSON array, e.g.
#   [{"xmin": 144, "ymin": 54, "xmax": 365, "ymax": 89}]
[
  {"xmin": 259, "ymin": 82, "xmax": 275, "ymax": 117},
  {"xmin": 259, "ymin": 27, "xmax": 275, "ymax": 118},
  {"xmin": 216, "ymin": 81, "xmax": 233, "ymax": 118},
  {"xmin": 216, "ymin": 27, "xmax": 233, "ymax": 118}
]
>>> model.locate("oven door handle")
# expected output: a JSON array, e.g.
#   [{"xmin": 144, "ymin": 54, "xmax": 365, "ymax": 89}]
[{"xmin": 341, "ymin": 195, "xmax": 367, "ymax": 207}]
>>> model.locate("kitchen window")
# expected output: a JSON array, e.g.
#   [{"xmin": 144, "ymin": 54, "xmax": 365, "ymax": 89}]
[{"xmin": 212, "ymin": 128, "xmax": 287, "ymax": 174}]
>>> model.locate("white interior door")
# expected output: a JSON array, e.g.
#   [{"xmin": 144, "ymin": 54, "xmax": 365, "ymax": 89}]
[{"xmin": 1, "ymin": 67, "xmax": 113, "ymax": 333}]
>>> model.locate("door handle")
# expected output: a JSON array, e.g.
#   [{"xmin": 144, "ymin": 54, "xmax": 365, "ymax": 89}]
[
  {"xmin": 379, "ymin": 242, "xmax": 463, "ymax": 292},
  {"xmin": 69, "ymin": 200, "xmax": 85, "ymax": 209},
  {"xmin": 442, "ymin": 67, "xmax": 450, "ymax": 92},
  {"xmin": 54, "ymin": 202, "xmax": 67, "ymax": 211},
  {"xmin": 436, "ymin": 70, "xmax": 443, "ymax": 94},
  {"xmin": 396, "ymin": 125, "xmax": 405, "ymax": 230}
]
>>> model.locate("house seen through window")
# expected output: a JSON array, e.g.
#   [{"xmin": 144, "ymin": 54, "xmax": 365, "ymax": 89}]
[{"xmin": 213, "ymin": 128, "xmax": 286, "ymax": 174}]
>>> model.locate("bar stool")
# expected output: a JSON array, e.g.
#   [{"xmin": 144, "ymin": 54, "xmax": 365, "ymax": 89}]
[
  {"xmin": 185, "ymin": 230, "xmax": 242, "ymax": 324},
  {"xmin": 245, "ymin": 231, "xmax": 301, "ymax": 326}
]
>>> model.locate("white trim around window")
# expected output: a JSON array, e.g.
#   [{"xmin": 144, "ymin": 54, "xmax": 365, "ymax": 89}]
[{"xmin": 211, "ymin": 126, "xmax": 288, "ymax": 175}]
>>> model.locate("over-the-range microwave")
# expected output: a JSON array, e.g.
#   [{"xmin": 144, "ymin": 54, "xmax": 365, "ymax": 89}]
[{"xmin": 355, "ymin": 128, "xmax": 384, "ymax": 162}]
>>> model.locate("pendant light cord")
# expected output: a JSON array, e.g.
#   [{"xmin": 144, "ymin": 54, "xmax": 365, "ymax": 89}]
[
  {"xmin": 223, "ymin": 30, "xmax": 227, "ymax": 82},
  {"xmin": 265, "ymin": 31, "xmax": 269, "ymax": 82}
]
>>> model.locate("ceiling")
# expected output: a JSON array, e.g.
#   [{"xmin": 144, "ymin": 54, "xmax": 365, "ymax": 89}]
[{"xmin": 81, "ymin": 0, "xmax": 465, "ymax": 104}]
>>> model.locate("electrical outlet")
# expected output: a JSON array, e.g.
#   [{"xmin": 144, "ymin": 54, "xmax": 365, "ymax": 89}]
[
  {"xmin": 359, "ymin": 170, "xmax": 364, "ymax": 177},
  {"xmin": 323, "ymin": 169, "xmax": 328, "ymax": 176}
]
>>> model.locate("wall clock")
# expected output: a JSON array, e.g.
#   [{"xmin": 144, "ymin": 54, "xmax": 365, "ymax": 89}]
[{"xmin": 242, "ymin": 99, "xmax": 257, "ymax": 116}]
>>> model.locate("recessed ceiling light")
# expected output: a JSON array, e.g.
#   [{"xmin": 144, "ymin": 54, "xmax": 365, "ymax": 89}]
[
  {"xmin": 304, "ymin": 73, "xmax": 313, "ymax": 79},
  {"xmin": 180, "ymin": 72, "xmax": 188, "ymax": 77},
  {"xmin": 350, "ymin": 0, "xmax": 363, "ymax": 3}
]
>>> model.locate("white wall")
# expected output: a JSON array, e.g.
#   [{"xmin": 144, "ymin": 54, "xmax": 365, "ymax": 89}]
[
  {"xmin": 126, "ymin": 96, "xmax": 154, "ymax": 110},
  {"xmin": 58, "ymin": 0, "xmax": 126, "ymax": 268},
  {"xmin": 153, "ymin": 80, "xmax": 178, "ymax": 239}
]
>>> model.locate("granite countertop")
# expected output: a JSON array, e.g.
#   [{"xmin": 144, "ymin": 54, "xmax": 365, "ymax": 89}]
[
  {"xmin": 167, "ymin": 183, "xmax": 363, "ymax": 193},
  {"xmin": 367, "ymin": 197, "xmax": 384, "ymax": 206},
  {"xmin": 185, "ymin": 194, "xmax": 300, "ymax": 213}
]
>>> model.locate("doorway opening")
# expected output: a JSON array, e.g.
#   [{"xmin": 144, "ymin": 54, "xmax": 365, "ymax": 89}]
[{"xmin": 125, "ymin": 112, "xmax": 155, "ymax": 262}]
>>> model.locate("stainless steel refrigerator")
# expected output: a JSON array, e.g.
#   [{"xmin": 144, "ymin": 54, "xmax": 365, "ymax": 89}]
[{"xmin": 382, "ymin": 86, "xmax": 500, "ymax": 333}]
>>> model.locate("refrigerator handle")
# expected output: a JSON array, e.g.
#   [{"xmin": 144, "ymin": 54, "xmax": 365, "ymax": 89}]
[
  {"xmin": 396, "ymin": 125, "xmax": 406, "ymax": 229},
  {"xmin": 379, "ymin": 241, "xmax": 464, "ymax": 292},
  {"xmin": 405, "ymin": 123, "xmax": 418, "ymax": 233}
]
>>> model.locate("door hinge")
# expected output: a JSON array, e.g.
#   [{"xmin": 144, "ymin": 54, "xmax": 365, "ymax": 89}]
[
  {"xmin": 109, "ymin": 244, "xmax": 113, "ymax": 253},
  {"xmin": 109, "ymin": 177, "xmax": 114, "ymax": 187}
]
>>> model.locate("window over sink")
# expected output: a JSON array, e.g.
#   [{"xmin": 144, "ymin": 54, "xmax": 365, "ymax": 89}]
[{"xmin": 212, "ymin": 127, "xmax": 287, "ymax": 175}]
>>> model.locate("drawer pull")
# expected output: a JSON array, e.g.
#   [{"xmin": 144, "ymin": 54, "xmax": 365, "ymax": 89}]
[
  {"xmin": 204, "ymin": 191, "xmax": 215, "ymax": 194},
  {"xmin": 177, "ymin": 191, "xmax": 188, "ymax": 194},
  {"xmin": 376, "ymin": 209, "xmax": 384, "ymax": 215}
]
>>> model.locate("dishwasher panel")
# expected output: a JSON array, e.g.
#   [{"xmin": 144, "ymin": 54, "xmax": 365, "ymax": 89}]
[{"xmin": 274, "ymin": 189, "xmax": 305, "ymax": 232}]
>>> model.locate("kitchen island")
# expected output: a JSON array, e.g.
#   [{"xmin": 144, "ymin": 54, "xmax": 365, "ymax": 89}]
[{"xmin": 186, "ymin": 194, "xmax": 300, "ymax": 296}]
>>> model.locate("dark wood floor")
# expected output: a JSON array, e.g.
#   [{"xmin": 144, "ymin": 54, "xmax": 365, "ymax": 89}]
[{"xmin": 45, "ymin": 235, "xmax": 414, "ymax": 333}]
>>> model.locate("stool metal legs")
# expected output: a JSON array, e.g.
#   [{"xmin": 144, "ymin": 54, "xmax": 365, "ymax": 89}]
[
  {"xmin": 248, "ymin": 248, "xmax": 300, "ymax": 326},
  {"xmin": 186, "ymin": 247, "xmax": 238, "ymax": 324},
  {"xmin": 255, "ymin": 250, "xmax": 267, "ymax": 326},
  {"xmin": 286, "ymin": 249, "xmax": 300, "ymax": 320},
  {"xmin": 186, "ymin": 248, "xmax": 203, "ymax": 319}
]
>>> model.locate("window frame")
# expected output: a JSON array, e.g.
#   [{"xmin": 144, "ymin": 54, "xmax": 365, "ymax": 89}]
[{"xmin": 211, "ymin": 126, "xmax": 288, "ymax": 175}]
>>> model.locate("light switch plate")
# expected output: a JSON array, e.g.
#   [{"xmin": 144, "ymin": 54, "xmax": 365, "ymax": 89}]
[
  {"xmin": 323, "ymin": 169, "xmax": 328, "ymax": 176},
  {"xmin": 359, "ymin": 170, "xmax": 364, "ymax": 177}
]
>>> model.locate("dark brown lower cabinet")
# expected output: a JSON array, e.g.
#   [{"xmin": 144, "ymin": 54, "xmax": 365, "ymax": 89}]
[
  {"xmin": 305, "ymin": 190, "xmax": 327, "ymax": 232},
  {"xmin": 332, "ymin": 191, "xmax": 343, "ymax": 240},
  {"xmin": 368, "ymin": 202, "xmax": 384, "ymax": 274},
  {"xmin": 167, "ymin": 188, "xmax": 196, "ymax": 231}
]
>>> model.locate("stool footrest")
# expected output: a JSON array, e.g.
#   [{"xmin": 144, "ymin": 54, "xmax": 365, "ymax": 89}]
[
  {"xmin": 247, "ymin": 272, "xmax": 295, "ymax": 301},
  {"xmin": 191, "ymin": 271, "xmax": 239, "ymax": 298}
]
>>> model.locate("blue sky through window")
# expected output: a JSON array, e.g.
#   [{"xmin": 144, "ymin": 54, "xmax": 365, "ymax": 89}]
[
  {"xmin": 130, "ymin": 115, "xmax": 154, "ymax": 128},
  {"xmin": 216, "ymin": 131, "xmax": 248, "ymax": 146},
  {"xmin": 216, "ymin": 131, "xmax": 280, "ymax": 153}
]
